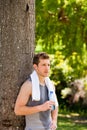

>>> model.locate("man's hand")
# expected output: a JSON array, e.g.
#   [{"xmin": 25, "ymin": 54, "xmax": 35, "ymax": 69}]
[
  {"xmin": 40, "ymin": 101, "xmax": 55, "ymax": 111},
  {"xmin": 50, "ymin": 120, "xmax": 57, "ymax": 130}
]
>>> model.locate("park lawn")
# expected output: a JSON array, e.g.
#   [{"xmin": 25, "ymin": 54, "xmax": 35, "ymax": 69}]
[{"xmin": 57, "ymin": 112, "xmax": 87, "ymax": 130}]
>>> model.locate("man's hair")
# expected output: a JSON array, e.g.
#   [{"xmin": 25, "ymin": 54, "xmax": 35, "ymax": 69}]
[{"xmin": 33, "ymin": 52, "xmax": 50, "ymax": 65}]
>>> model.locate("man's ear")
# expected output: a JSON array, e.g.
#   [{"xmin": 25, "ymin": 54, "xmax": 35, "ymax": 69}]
[{"xmin": 33, "ymin": 64, "xmax": 37, "ymax": 70}]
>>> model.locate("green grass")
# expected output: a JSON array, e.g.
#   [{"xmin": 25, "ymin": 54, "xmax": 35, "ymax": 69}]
[{"xmin": 57, "ymin": 111, "xmax": 87, "ymax": 130}]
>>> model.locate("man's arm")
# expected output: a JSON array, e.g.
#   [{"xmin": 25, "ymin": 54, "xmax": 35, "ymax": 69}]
[
  {"xmin": 51, "ymin": 107, "xmax": 58, "ymax": 130},
  {"xmin": 14, "ymin": 80, "xmax": 55, "ymax": 116},
  {"xmin": 51, "ymin": 107, "xmax": 58, "ymax": 123},
  {"xmin": 50, "ymin": 83, "xmax": 58, "ymax": 129}
]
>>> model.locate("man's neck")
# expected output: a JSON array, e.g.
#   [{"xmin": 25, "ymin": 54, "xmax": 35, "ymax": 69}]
[{"xmin": 38, "ymin": 76, "xmax": 45, "ymax": 86}]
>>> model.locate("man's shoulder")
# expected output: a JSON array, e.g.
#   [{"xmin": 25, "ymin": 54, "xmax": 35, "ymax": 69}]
[
  {"xmin": 25, "ymin": 79, "xmax": 32, "ymax": 85},
  {"xmin": 21, "ymin": 79, "xmax": 32, "ymax": 91}
]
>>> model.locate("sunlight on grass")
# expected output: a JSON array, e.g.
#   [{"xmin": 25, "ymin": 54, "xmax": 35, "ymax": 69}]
[{"xmin": 57, "ymin": 112, "xmax": 87, "ymax": 130}]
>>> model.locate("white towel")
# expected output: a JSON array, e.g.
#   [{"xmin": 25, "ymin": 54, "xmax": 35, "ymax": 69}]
[{"xmin": 30, "ymin": 70, "xmax": 58, "ymax": 107}]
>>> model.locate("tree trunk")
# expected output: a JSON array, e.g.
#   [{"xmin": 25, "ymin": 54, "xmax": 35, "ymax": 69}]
[{"xmin": 0, "ymin": 0, "xmax": 35, "ymax": 129}]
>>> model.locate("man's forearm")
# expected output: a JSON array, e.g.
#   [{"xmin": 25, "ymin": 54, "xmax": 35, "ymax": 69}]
[
  {"xmin": 14, "ymin": 105, "xmax": 42, "ymax": 116},
  {"xmin": 51, "ymin": 107, "xmax": 58, "ymax": 123}
]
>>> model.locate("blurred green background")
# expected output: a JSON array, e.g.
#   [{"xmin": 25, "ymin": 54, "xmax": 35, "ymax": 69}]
[
  {"xmin": 35, "ymin": 0, "xmax": 87, "ymax": 112},
  {"xmin": 35, "ymin": 0, "xmax": 87, "ymax": 128}
]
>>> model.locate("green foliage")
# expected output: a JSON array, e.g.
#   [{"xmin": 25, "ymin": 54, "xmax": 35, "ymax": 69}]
[
  {"xmin": 50, "ymin": 51, "xmax": 87, "ymax": 109},
  {"xmin": 36, "ymin": 0, "xmax": 87, "ymax": 55},
  {"xmin": 50, "ymin": 50, "xmax": 87, "ymax": 84},
  {"xmin": 36, "ymin": 0, "xmax": 87, "ymax": 110}
]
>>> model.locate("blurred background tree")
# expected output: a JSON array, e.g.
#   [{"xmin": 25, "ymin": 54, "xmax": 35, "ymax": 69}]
[{"xmin": 35, "ymin": 0, "xmax": 87, "ymax": 112}]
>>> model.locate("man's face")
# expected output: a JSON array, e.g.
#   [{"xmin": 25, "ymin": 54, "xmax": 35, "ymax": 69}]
[{"xmin": 34, "ymin": 59, "xmax": 50, "ymax": 77}]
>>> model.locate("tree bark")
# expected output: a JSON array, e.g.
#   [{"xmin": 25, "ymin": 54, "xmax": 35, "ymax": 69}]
[{"xmin": 0, "ymin": 0, "xmax": 35, "ymax": 129}]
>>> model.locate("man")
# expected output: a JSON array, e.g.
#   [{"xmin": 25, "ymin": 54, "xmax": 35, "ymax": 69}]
[{"xmin": 14, "ymin": 52, "xmax": 58, "ymax": 130}]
